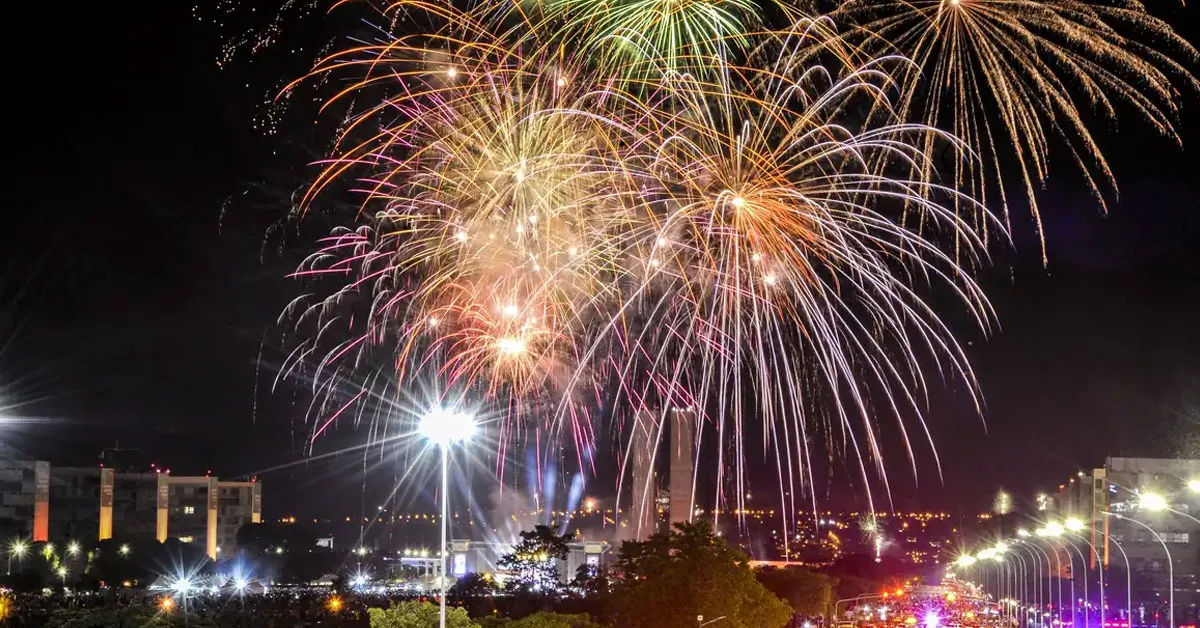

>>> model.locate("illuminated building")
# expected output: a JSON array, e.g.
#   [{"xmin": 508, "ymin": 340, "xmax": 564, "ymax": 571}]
[
  {"xmin": 0, "ymin": 459, "xmax": 261, "ymax": 560},
  {"xmin": 445, "ymin": 539, "xmax": 610, "ymax": 583},
  {"xmin": 0, "ymin": 460, "xmax": 49, "ymax": 542},
  {"xmin": 1047, "ymin": 457, "xmax": 1200, "ymax": 626}
]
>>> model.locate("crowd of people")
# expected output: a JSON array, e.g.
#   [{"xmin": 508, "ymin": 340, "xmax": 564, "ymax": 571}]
[{"xmin": 0, "ymin": 587, "xmax": 408, "ymax": 627}]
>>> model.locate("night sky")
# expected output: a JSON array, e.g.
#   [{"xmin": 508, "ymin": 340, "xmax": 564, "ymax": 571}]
[{"xmin": 2, "ymin": 2, "xmax": 1199, "ymax": 519}]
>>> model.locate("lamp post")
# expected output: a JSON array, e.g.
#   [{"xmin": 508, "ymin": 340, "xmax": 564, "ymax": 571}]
[
  {"xmin": 1107, "ymin": 511, "xmax": 1173, "ymax": 628},
  {"xmin": 1079, "ymin": 522, "xmax": 1131, "ymax": 628},
  {"xmin": 1064, "ymin": 518, "xmax": 1102, "ymax": 628},
  {"xmin": 1037, "ymin": 523, "xmax": 1070, "ymax": 628},
  {"xmin": 1005, "ymin": 546, "xmax": 1029, "ymax": 628},
  {"xmin": 419, "ymin": 407, "xmax": 477, "ymax": 628},
  {"xmin": 1015, "ymin": 535, "xmax": 1044, "ymax": 628}
]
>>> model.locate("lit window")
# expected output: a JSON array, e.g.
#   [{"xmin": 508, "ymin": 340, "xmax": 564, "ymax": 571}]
[
  {"xmin": 179, "ymin": 536, "xmax": 194, "ymax": 543},
  {"xmin": 453, "ymin": 553, "xmax": 467, "ymax": 576},
  {"xmin": 183, "ymin": 506, "xmax": 195, "ymax": 515}
]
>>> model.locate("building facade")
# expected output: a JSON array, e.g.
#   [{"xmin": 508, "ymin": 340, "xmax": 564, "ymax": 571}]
[
  {"xmin": 0, "ymin": 460, "xmax": 261, "ymax": 560},
  {"xmin": 1052, "ymin": 457, "xmax": 1200, "ymax": 626},
  {"xmin": 446, "ymin": 539, "xmax": 610, "ymax": 584},
  {"xmin": 0, "ymin": 460, "xmax": 47, "ymax": 542}
]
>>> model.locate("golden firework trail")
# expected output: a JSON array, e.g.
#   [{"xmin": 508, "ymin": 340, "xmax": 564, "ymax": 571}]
[{"xmin": 835, "ymin": 0, "xmax": 1199, "ymax": 262}]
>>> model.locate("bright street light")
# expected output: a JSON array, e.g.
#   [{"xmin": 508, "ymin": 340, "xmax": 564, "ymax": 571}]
[
  {"xmin": 7, "ymin": 540, "xmax": 27, "ymax": 575},
  {"xmin": 420, "ymin": 406, "xmax": 478, "ymax": 628},
  {"xmin": 1189, "ymin": 480, "xmax": 1200, "ymax": 493},
  {"xmin": 419, "ymin": 409, "xmax": 478, "ymax": 447},
  {"xmin": 67, "ymin": 541, "xmax": 80, "ymax": 557},
  {"xmin": 1017, "ymin": 528, "xmax": 1030, "ymax": 537},
  {"xmin": 1139, "ymin": 492, "xmax": 1169, "ymax": 511},
  {"xmin": 119, "ymin": 544, "xmax": 130, "ymax": 557},
  {"xmin": 1064, "ymin": 517, "xmax": 1085, "ymax": 532},
  {"xmin": 1037, "ymin": 521, "xmax": 1065, "ymax": 537}
]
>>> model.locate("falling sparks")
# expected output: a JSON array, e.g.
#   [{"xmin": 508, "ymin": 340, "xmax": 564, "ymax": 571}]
[{"xmin": 836, "ymin": 0, "xmax": 1199, "ymax": 261}]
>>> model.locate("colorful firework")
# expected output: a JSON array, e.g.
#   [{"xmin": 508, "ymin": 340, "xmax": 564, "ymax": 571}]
[
  {"xmin": 835, "ymin": 0, "xmax": 1199, "ymax": 261},
  {"xmin": 274, "ymin": 0, "xmax": 999, "ymax": 538},
  {"xmin": 529, "ymin": 0, "xmax": 763, "ymax": 74}
]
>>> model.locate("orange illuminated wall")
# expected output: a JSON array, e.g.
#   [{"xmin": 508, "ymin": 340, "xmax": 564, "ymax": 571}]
[
  {"xmin": 99, "ymin": 468, "xmax": 114, "ymax": 541},
  {"xmin": 251, "ymin": 480, "xmax": 262, "ymax": 524},
  {"xmin": 205, "ymin": 477, "xmax": 219, "ymax": 560},
  {"xmin": 33, "ymin": 461, "xmax": 49, "ymax": 542},
  {"xmin": 156, "ymin": 473, "xmax": 170, "ymax": 542}
]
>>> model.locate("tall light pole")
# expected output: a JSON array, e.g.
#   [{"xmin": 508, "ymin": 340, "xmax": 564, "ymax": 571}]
[
  {"xmin": 1037, "ymin": 523, "xmax": 1069, "ymax": 628},
  {"xmin": 1075, "ymin": 521, "xmax": 1131, "ymax": 628},
  {"xmin": 1107, "ymin": 511, "xmax": 1173, "ymax": 628},
  {"xmin": 419, "ymin": 407, "xmax": 477, "ymax": 628},
  {"xmin": 1065, "ymin": 518, "xmax": 1103, "ymax": 628}
]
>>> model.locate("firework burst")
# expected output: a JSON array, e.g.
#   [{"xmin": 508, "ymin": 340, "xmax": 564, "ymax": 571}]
[
  {"xmin": 835, "ymin": 0, "xmax": 1199, "ymax": 261},
  {"xmin": 274, "ymin": 0, "xmax": 1001, "ymax": 538}
]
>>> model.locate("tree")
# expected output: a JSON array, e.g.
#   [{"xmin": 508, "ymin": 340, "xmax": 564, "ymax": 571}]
[
  {"xmin": 452, "ymin": 572, "xmax": 500, "ymax": 598},
  {"xmin": 571, "ymin": 563, "xmax": 610, "ymax": 598},
  {"xmin": 368, "ymin": 600, "xmax": 478, "ymax": 628},
  {"xmin": 755, "ymin": 566, "xmax": 835, "ymax": 617},
  {"xmin": 479, "ymin": 612, "xmax": 604, "ymax": 628},
  {"xmin": 498, "ymin": 526, "xmax": 573, "ymax": 594},
  {"xmin": 88, "ymin": 539, "xmax": 151, "ymax": 586},
  {"xmin": 610, "ymin": 520, "xmax": 793, "ymax": 628}
]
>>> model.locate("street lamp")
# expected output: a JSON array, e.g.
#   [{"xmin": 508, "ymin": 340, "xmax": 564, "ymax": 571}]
[
  {"xmin": 1139, "ymin": 492, "xmax": 1169, "ymax": 512},
  {"xmin": 1188, "ymin": 480, "xmax": 1200, "ymax": 494},
  {"xmin": 7, "ymin": 541, "xmax": 27, "ymax": 575},
  {"xmin": 1107, "ymin": 511, "xmax": 1174, "ymax": 628},
  {"xmin": 119, "ymin": 544, "xmax": 130, "ymax": 557},
  {"xmin": 67, "ymin": 541, "xmax": 80, "ymax": 557},
  {"xmin": 419, "ymin": 406, "xmax": 477, "ymax": 628}
]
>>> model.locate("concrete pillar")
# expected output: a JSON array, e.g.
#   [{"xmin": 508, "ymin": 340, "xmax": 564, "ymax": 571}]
[
  {"xmin": 206, "ymin": 477, "xmax": 219, "ymax": 560},
  {"xmin": 669, "ymin": 407, "xmax": 696, "ymax": 526},
  {"xmin": 1092, "ymin": 467, "xmax": 1108, "ymax": 567},
  {"xmin": 99, "ymin": 468, "xmax": 114, "ymax": 541},
  {"xmin": 155, "ymin": 473, "xmax": 169, "ymax": 543},
  {"xmin": 630, "ymin": 410, "xmax": 656, "ymax": 540},
  {"xmin": 33, "ymin": 461, "xmax": 49, "ymax": 542},
  {"xmin": 251, "ymin": 481, "xmax": 262, "ymax": 524}
]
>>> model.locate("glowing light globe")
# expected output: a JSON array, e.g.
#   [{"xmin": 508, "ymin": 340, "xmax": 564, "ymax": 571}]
[{"xmin": 419, "ymin": 409, "xmax": 477, "ymax": 447}]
